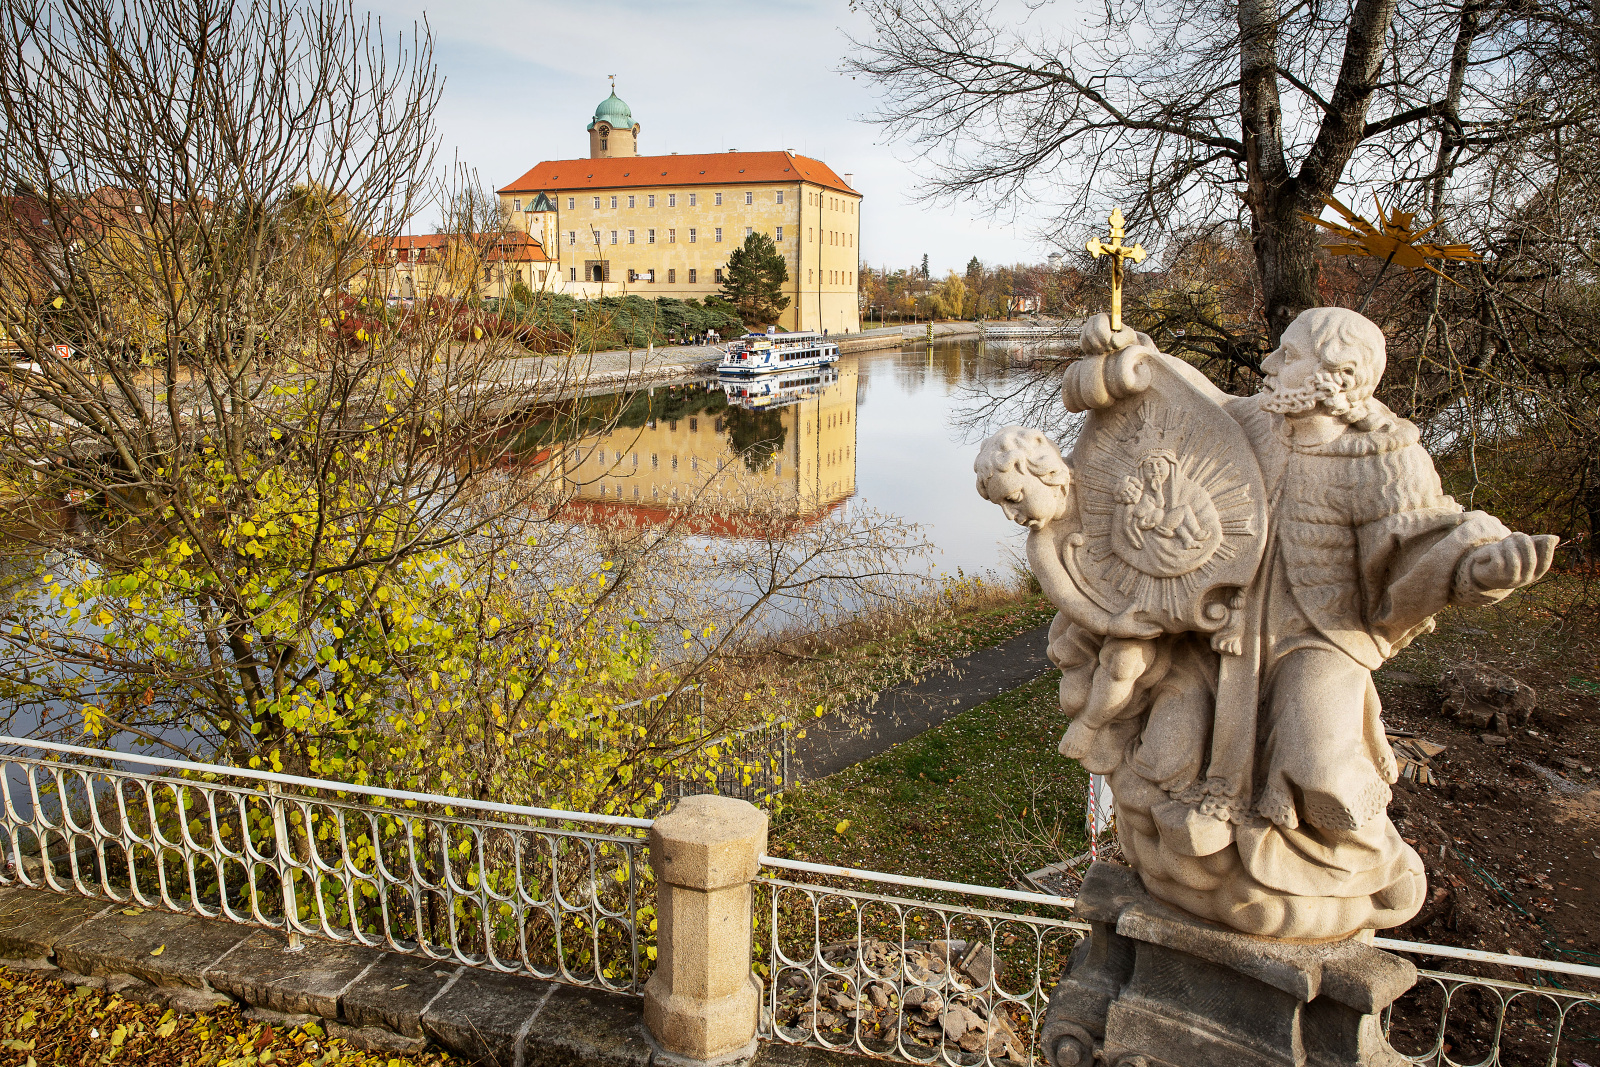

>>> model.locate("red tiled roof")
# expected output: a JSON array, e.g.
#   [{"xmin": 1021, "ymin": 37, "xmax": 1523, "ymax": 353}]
[
  {"xmin": 497, "ymin": 151, "xmax": 859, "ymax": 197},
  {"xmin": 371, "ymin": 231, "xmax": 551, "ymax": 263}
]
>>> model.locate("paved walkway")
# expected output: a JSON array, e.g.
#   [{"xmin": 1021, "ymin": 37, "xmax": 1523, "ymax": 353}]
[{"xmin": 789, "ymin": 621, "xmax": 1054, "ymax": 782}]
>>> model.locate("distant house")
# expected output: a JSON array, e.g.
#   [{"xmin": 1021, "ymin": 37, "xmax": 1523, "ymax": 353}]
[{"xmin": 367, "ymin": 230, "xmax": 554, "ymax": 302}]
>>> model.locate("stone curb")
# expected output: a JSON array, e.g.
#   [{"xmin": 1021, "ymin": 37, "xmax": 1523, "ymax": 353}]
[{"xmin": 0, "ymin": 885, "xmax": 879, "ymax": 1066}]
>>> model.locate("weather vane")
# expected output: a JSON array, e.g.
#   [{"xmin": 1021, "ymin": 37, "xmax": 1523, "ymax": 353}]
[
  {"xmin": 608, "ymin": 74, "xmax": 616, "ymax": 92},
  {"xmin": 1085, "ymin": 207, "xmax": 1146, "ymax": 332}
]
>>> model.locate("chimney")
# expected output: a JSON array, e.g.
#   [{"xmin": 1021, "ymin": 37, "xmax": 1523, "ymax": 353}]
[
  {"xmin": 843, "ymin": 174, "xmax": 853, "ymax": 186},
  {"xmin": 728, "ymin": 148, "xmax": 738, "ymax": 152}
]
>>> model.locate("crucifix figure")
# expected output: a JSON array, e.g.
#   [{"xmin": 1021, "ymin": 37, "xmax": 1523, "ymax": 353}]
[{"xmin": 1084, "ymin": 207, "xmax": 1146, "ymax": 331}]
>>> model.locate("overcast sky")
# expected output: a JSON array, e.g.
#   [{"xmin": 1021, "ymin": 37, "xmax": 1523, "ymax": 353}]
[{"xmin": 364, "ymin": 0, "xmax": 1054, "ymax": 277}]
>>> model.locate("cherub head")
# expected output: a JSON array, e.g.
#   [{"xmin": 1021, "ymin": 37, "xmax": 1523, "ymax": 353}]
[
  {"xmin": 1259, "ymin": 307, "xmax": 1391, "ymax": 430},
  {"xmin": 975, "ymin": 426, "xmax": 1073, "ymax": 529}
]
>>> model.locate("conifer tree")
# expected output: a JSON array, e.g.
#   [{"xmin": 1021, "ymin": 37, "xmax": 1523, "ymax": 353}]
[{"xmin": 719, "ymin": 231, "xmax": 791, "ymax": 325}]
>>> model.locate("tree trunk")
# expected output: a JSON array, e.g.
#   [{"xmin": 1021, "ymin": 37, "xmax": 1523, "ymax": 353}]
[{"xmin": 1239, "ymin": 0, "xmax": 1401, "ymax": 344}]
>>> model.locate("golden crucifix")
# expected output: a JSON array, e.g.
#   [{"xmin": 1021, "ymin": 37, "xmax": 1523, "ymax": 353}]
[{"xmin": 1085, "ymin": 207, "xmax": 1146, "ymax": 331}]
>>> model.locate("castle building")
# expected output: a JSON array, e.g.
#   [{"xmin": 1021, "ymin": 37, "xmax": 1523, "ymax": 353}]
[{"xmin": 497, "ymin": 90, "xmax": 862, "ymax": 333}]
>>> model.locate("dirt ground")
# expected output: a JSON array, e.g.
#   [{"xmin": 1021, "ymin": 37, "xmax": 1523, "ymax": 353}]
[{"xmin": 1371, "ymin": 575, "xmax": 1600, "ymax": 987}]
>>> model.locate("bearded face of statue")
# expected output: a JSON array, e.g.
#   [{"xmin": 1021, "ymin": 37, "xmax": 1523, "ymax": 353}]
[{"xmin": 1259, "ymin": 323, "xmax": 1352, "ymax": 417}]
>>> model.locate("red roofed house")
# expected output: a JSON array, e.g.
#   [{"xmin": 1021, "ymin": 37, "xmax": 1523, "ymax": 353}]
[
  {"xmin": 368, "ymin": 230, "xmax": 553, "ymax": 302},
  {"xmin": 495, "ymin": 90, "xmax": 861, "ymax": 333}
]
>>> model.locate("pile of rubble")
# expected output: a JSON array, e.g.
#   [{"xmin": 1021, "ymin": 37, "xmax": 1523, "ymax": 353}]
[{"xmin": 772, "ymin": 938, "xmax": 1028, "ymax": 1063}]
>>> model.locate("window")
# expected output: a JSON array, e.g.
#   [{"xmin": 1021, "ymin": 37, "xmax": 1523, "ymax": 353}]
[
  {"xmin": 775, "ymin": 226, "xmax": 783, "ymax": 242},
  {"xmin": 610, "ymin": 230, "xmax": 618, "ymax": 244},
  {"xmin": 745, "ymin": 226, "xmax": 753, "ymax": 237},
  {"xmin": 808, "ymin": 269, "xmax": 812, "ymax": 282},
  {"xmin": 776, "ymin": 190, "xmax": 784, "ymax": 204},
  {"xmin": 632, "ymin": 453, "xmax": 639, "ymax": 467},
  {"xmin": 628, "ymin": 229, "xmax": 636, "ymax": 243},
  {"xmin": 668, "ymin": 268, "xmax": 676, "ymax": 283},
  {"xmin": 714, "ymin": 227, "xmax": 722, "ymax": 242},
  {"xmin": 688, "ymin": 268, "xmax": 697, "ymax": 283},
  {"xmin": 513, "ymin": 198, "xmax": 522, "ymax": 212},
  {"xmin": 808, "ymin": 228, "xmax": 812, "ymax": 242},
  {"xmin": 671, "ymin": 455, "xmax": 679, "ymax": 470},
  {"xmin": 628, "ymin": 195, "xmax": 636, "ymax": 208},
  {"xmin": 484, "ymin": 265, "xmax": 492, "ymax": 282},
  {"xmin": 610, "ymin": 196, "xmax": 618, "ymax": 208},
  {"xmin": 689, "ymin": 418, "xmax": 698, "ymax": 432},
  {"xmin": 668, "ymin": 193, "xmax": 677, "ymax": 207},
  {"xmin": 568, "ymin": 231, "xmax": 576, "ymax": 245},
  {"xmin": 600, "ymin": 138, "xmax": 608, "ymax": 149},
  {"xmin": 689, "ymin": 193, "xmax": 697, "ymax": 206},
  {"xmin": 593, "ymin": 196, "xmax": 601, "ymax": 209},
  {"xmin": 570, "ymin": 267, "xmax": 576, "ymax": 281},
  {"xmin": 567, "ymin": 197, "xmax": 575, "ymax": 209},
  {"xmin": 648, "ymin": 194, "xmax": 656, "ymax": 207},
  {"xmin": 714, "ymin": 268, "xmax": 724, "ymax": 283},
  {"xmin": 689, "ymin": 227, "xmax": 696, "ymax": 243},
  {"xmin": 714, "ymin": 417, "xmax": 724, "ymax": 432},
  {"xmin": 648, "ymin": 228, "xmax": 655, "ymax": 244},
  {"xmin": 744, "ymin": 191, "xmax": 753, "ymax": 205},
  {"xmin": 714, "ymin": 192, "xmax": 722, "ymax": 206},
  {"xmin": 668, "ymin": 228, "xmax": 676, "ymax": 243}
]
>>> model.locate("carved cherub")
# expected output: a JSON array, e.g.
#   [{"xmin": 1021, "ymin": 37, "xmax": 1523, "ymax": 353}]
[{"xmin": 975, "ymin": 427, "xmax": 1164, "ymax": 760}]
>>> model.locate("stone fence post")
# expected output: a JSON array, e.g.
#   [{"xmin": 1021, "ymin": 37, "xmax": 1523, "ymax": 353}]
[{"xmin": 643, "ymin": 794, "xmax": 767, "ymax": 1065}]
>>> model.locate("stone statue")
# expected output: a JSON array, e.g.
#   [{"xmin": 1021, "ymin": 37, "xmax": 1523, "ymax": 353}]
[{"xmin": 977, "ymin": 306, "xmax": 1556, "ymax": 1066}]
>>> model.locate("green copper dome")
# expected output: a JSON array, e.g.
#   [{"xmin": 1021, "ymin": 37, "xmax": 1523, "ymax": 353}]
[{"xmin": 587, "ymin": 92, "xmax": 634, "ymax": 131}]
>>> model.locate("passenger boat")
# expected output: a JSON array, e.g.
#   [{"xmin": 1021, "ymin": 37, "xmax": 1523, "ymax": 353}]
[
  {"xmin": 716, "ymin": 327, "xmax": 839, "ymax": 376},
  {"xmin": 721, "ymin": 366, "xmax": 839, "ymax": 410}
]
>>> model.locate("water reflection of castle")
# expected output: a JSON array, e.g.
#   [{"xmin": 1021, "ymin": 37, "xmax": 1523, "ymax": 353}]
[{"xmin": 559, "ymin": 363, "xmax": 858, "ymax": 529}]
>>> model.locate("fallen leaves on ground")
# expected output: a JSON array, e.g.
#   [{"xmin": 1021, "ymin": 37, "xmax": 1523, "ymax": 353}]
[{"xmin": 0, "ymin": 967, "xmax": 453, "ymax": 1066}]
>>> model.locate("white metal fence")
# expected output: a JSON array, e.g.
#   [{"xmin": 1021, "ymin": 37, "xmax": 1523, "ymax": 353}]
[
  {"xmin": 3, "ymin": 737, "xmax": 1597, "ymax": 1066},
  {"xmin": 0, "ymin": 737, "xmax": 650, "ymax": 993}
]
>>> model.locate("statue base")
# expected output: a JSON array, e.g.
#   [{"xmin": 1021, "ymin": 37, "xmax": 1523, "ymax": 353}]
[{"xmin": 1041, "ymin": 863, "xmax": 1417, "ymax": 1067}]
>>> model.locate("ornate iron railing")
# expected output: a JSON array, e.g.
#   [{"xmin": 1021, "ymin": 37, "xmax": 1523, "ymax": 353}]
[
  {"xmin": 755, "ymin": 857, "xmax": 1600, "ymax": 1067},
  {"xmin": 0, "ymin": 737, "xmax": 651, "ymax": 994},
  {"xmin": 3, "ymin": 736, "xmax": 1596, "ymax": 1067}
]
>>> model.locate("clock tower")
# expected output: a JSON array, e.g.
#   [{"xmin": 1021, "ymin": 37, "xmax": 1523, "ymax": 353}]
[{"xmin": 587, "ymin": 88, "xmax": 638, "ymax": 159}]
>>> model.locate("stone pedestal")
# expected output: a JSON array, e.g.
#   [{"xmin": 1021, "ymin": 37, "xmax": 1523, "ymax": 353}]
[
  {"xmin": 643, "ymin": 795, "xmax": 766, "ymax": 1066},
  {"xmin": 1040, "ymin": 863, "xmax": 1417, "ymax": 1067}
]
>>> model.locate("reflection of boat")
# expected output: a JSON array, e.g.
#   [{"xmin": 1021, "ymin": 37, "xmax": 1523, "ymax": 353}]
[
  {"xmin": 717, "ymin": 327, "xmax": 839, "ymax": 376},
  {"xmin": 721, "ymin": 367, "xmax": 838, "ymax": 410}
]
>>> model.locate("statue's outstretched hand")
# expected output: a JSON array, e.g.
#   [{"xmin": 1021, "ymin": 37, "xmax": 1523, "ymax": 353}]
[{"xmin": 1465, "ymin": 532, "xmax": 1558, "ymax": 593}]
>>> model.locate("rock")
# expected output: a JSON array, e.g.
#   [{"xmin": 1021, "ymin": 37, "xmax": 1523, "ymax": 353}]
[
  {"xmin": 958, "ymin": 1028, "xmax": 987, "ymax": 1052},
  {"xmin": 902, "ymin": 987, "xmax": 942, "ymax": 1015},
  {"xmin": 1441, "ymin": 664, "xmax": 1536, "ymax": 735},
  {"xmin": 866, "ymin": 982, "xmax": 891, "ymax": 1009},
  {"xmin": 1481, "ymin": 734, "xmax": 1509, "ymax": 747},
  {"xmin": 958, "ymin": 942, "xmax": 998, "ymax": 988},
  {"xmin": 165, "ymin": 987, "xmax": 236, "ymax": 1014},
  {"xmin": 103, "ymin": 972, "xmax": 161, "ymax": 1004},
  {"xmin": 940, "ymin": 1003, "xmax": 984, "ymax": 1040},
  {"xmin": 325, "ymin": 1020, "xmax": 428, "ymax": 1055},
  {"xmin": 244, "ymin": 1006, "xmax": 318, "ymax": 1028},
  {"xmin": 830, "ymin": 992, "xmax": 857, "ymax": 1011}
]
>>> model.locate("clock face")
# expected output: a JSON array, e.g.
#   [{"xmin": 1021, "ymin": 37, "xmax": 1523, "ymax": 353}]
[{"xmin": 597, "ymin": 124, "xmax": 609, "ymax": 135}]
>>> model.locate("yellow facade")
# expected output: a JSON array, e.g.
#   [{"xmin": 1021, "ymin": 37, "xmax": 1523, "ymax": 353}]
[
  {"xmin": 502, "ymin": 179, "xmax": 860, "ymax": 334},
  {"xmin": 555, "ymin": 364, "xmax": 859, "ymax": 521}
]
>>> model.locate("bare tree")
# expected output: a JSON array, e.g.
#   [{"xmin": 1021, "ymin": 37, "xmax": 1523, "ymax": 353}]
[{"xmin": 848, "ymin": 0, "xmax": 1599, "ymax": 346}]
